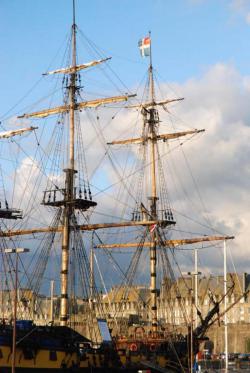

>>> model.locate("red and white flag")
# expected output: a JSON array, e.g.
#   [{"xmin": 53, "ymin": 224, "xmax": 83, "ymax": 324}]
[
  {"xmin": 138, "ymin": 36, "xmax": 151, "ymax": 57},
  {"xmin": 150, "ymin": 224, "xmax": 157, "ymax": 233}
]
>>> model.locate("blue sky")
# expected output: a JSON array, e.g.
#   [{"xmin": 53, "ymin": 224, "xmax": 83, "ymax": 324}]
[{"xmin": 1, "ymin": 0, "xmax": 250, "ymax": 117}]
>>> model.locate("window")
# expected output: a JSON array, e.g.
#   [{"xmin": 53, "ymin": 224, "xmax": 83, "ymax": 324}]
[{"xmin": 49, "ymin": 350, "xmax": 57, "ymax": 361}]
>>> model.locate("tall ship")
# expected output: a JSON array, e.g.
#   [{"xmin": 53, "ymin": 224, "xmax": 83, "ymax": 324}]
[{"xmin": 0, "ymin": 1, "xmax": 236, "ymax": 372}]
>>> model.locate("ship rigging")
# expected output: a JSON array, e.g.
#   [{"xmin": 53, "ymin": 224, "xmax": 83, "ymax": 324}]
[{"xmin": 0, "ymin": 1, "xmax": 236, "ymax": 372}]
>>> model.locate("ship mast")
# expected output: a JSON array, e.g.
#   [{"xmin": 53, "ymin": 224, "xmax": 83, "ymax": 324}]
[
  {"xmin": 147, "ymin": 33, "xmax": 158, "ymax": 331},
  {"xmin": 60, "ymin": 0, "xmax": 77, "ymax": 327},
  {"xmin": 92, "ymin": 34, "xmax": 234, "ymax": 334}
]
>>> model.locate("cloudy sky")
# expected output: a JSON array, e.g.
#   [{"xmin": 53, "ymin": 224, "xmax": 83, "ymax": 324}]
[{"xmin": 0, "ymin": 0, "xmax": 250, "ymax": 281}]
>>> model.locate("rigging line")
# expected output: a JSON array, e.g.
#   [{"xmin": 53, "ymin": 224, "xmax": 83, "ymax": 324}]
[
  {"xmin": 16, "ymin": 189, "xmax": 50, "ymax": 231},
  {"xmin": 12, "ymin": 158, "xmax": 46, "ymax": 223},
  {"xmin": 91, "ymin": 114, "xmax": 138, "ymax": 205},
  {"xmin": 166, "ymin": 103, "xmax": 216, "ymax": 132},
  {"xmin": 0, "ymin": 136, "xmax": 41, "ymax": 218},
  {"xmin": 93, "ymin": 229, "xmax": 152, "ymax": 312},
  {"xmin": 72, "ymin": 227, "xmax": 91, "ymax": 297},
  {"xmin": 228, "ymin": 244, "xmax": 243, "ymax": 293},
  {"xmin": 0, "ymin": 137, "xmax": 63, "ymax": 221},
  {"xmin": 17, "ymin": 258, "xmax": 46, "ymax": 320},
  {"xmin": 180, "ymin": 140, "xmax": 214, "ymax": 229},
  {"xmin": 154, "ymin": 70, "xmax": 184, "ymax": 104},
  {"xmin": 163, "ymin": 134, "xmax": 205, "ymax": 230},
  {"xmin": 160, "ymin": 248, "xmax": 186, "ymax": 325},
  {"xmin": 169, "ymin": 227, "xmax": 218, "ymax": 236},
  {"xmin": 0, "ymin": 238, "xmax": 14, "ymax": 294},
  {"xmin": 109, "ymin": 263, "xmax": 157, "ymax": 322},
  {"xmin": 156, "ymin": 143, "xmax": 171, "ymax": 206},
  {"xmin": 167, "ymin": 115, "xmax": 215, "ymax": 232},
  {"xmin": 92, "ymin": 134, "xmax": 194, "ymax": 197},
  {"xmin": 157, "ymin": 230, "xmax": 179, "ymax": 286},
  {"xmin": 172, "ymin": 208, "xmax": 226, "ymax": 236},
  {"xmin": 1, "ymin": 30, "xmax": 71, "ymax": 122},
  {"xmin": 0, "ymin": 77, "xmax": 43, "ymax": 122},
  {"xmin": 77, "ymin": 32, "xmax": 124, "ymax": 94},
  {"xmin": 134, "ymin": 70, "xmax": 149, "ymax": 100},
  {"xmin": 2, "ymin": 86, "xmax": 63, "ymax": 123},
  {"xmin": 109, "ymin": 113, "xmax": 140, "ymax": 206},
  {"xmin": 24, "ymin": 210, "xmax": 62, "ymax": 289},
  {"xmin": 11, "ymin": 158, "xmax": 63, "ymax": 227},
  {"xmin": 43, "ymin": 30, "xmax": 72, "ymax": 75},
  {"xmin": 26, "ymin": 36, "xmax": 76, "ymax": 186},
  {"xmin": 93, "ymin": 253, "xmax": 112, "ymax": 299},
  {"xmin": 32, "ymin": 99, "xmax": 63, "ymax": 174},
  {"xmin": 78, "ymin": 99, "xmax": 124, "ymax": 149},
  {"xmin": 74, "ymin": 233, "xmax": 106, "ymax": 325},
  {"xmin": 0, "ymin": 166, "xmax": 7, "ymax": 207},
  {"xmin": 162, "ymin": 138, "xmax": 225, "ymax": 235},
  {"xmin": 86, "ymin": 111, "xmax": 140, "ymax": 186},
  {"xmin": 160, "ymin": 228, "xmax": 192, "ymax": 294},
  {"xmin": 9, "ymin": 140, "xmax": 21, "ymax": 208},
  {"xmin": 77, "ymin": 29, "xmax": 135, "ymax": 96}
]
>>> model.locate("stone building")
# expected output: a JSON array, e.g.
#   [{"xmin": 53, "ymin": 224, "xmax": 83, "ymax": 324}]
[
  {"xmin": 100, "ymin": 285, "xmax": 151, "ymax": 321},
  {"xmin": 2, "ymin": 273, "xmax": 250, "ymax": 352},
  {"xmin": 159, "ymin": 273, "xmax": 250, "ymax": 353},
  {"xmin": 0, "ymin": 288, "xmax": 53, "ymax": 325},
  {"xmin": 159, "ymin": 273, "xmax": 250, "ymax": 326}
]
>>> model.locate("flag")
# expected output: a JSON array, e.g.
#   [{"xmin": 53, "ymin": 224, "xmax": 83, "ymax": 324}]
[
  {"xmin": 150, "ymin": 224, "xmax": 157, "ymax": 233},
  {"xmin": 138, "ymin": 37, "xmax": 151, "ymax": 57}
]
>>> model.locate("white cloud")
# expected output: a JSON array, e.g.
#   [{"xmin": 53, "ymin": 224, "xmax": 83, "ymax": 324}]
[
  {"xmin": 162, "ymin": 63, "xmax": 250, "ymax": 271},
  {"xmin": 230, "ymin": 0, "xmax": 250, "ymax": 24}
]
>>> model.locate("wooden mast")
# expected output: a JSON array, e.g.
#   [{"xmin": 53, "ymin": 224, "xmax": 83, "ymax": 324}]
[
  {"xmin": 60, "ymin": 0, "xmax": 77, "ymax": 327},
  {"xmin": 13, "ymin": 1, "xmax": 136, "ymax": 331},
  {"xmin": 147, "ymin": 32, "xmax": 158, "ymax": 332}
]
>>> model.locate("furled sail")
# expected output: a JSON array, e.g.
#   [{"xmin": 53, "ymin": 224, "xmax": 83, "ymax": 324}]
[
  {"xmin": 18, "ymin": 94, "xmax": 136, "ymax": 119},
  {"xmin": 42, "ymin": 57, "xmax": 111, "ymax": 75},
  {"xmin": 0, "ymin": 126, "xmax": 37, "ymax": 139},
  {"xmin": 107, "ymin": 129, "xmax": 205, "ymax": 145},
  {"xmin": 125, "ymin": 97, "xmax": 184, "ymax": 109}
]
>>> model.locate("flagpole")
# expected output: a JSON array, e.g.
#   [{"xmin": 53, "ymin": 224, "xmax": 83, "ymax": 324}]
[
  {"xmin": 224, "ymin": 240, "xmax": 228, "ymax": 372},
  {"xmin": 148, "ymin": 31, "xmax": 155, "ymax": 103}
]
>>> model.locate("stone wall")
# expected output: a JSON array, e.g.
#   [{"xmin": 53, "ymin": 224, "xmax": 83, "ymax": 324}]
[{"xmin": 205, "ymin": 323, "xmax": 250, "ymax": 353}]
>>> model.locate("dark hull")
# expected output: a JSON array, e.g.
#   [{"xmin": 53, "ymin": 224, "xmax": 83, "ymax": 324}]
[
  {"xmin": 0, "ymin": 369, "xmax": 176, "ymax": 373},
  {"xmin": 0, "ymin": 324, "xmax": 191, "ymax": 372}
]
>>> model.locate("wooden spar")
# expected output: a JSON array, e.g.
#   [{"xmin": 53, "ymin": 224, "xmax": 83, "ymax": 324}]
[
  {"xmin": 42, "ymin": 57, "xmax": 111, "ymax": 76},
  {"xmin": 0, "ymin": 220, "xmax": 164, "ymax": 237},
  {"xmin": 0, "ymin": 126, "xmax": 38, "ymax": 139},
  {"xmin": 107, "ymin": 129, "xmax": 205, "ymax": 145},
  {"xmin": 0, "ymin": 227, "xmax": 62, "ymax": 237},
  {"xmin": 95, "ymin": 235, "xmax": 235, "ymax": 249},
  {"xmin": 125, "ymin": 97, "xmax": 184, "ymax": 109},
  {"xmin": 17, "ymin": 94, "xmax": 136, "ymax": 119}
]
